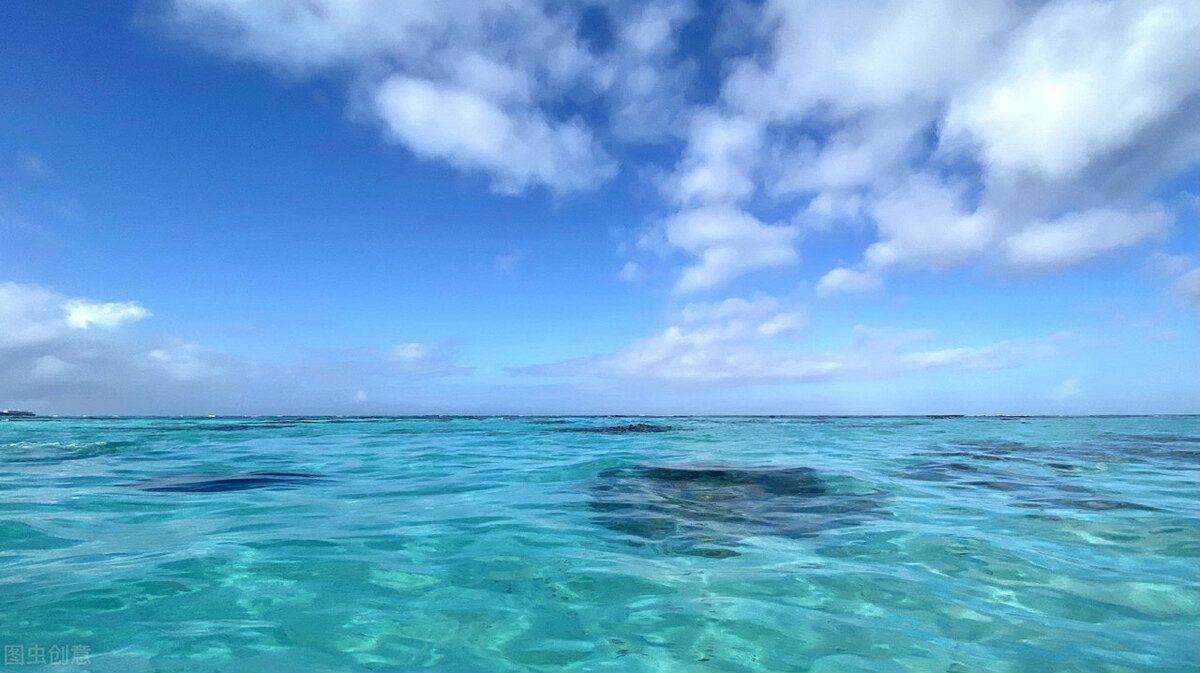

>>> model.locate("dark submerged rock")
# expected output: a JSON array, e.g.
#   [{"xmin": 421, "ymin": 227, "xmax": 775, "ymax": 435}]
[
  {"xmin": 588, "ymin": 464, "xmax": 885, "ymax": 557},
  {"xmin": 129, "ymin": 471, "xmax": 324, "ymax": 493},
  {"xmin": 1060, "ymin": 498, "xmax": 1163, "ymax": 512},
  {"xmin": 565, "ymin": 423, "xmax": 676, "ymax": 434}
]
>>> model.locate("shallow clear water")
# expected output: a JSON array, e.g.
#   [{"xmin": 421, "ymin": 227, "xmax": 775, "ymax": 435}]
[{"xmin": 1, "ymin": 416, "xmax": 1197, "ymax": 672}]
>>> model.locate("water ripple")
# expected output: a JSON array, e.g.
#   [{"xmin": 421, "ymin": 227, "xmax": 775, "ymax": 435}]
[{"xmin": 0, "ymin": 415, "xmax": 1196, "ymax": 671}]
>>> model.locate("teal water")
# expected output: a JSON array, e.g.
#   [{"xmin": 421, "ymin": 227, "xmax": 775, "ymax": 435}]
[{"xmin": 1, "ymin": 416, "xmax": 1197, "ymax": 672}]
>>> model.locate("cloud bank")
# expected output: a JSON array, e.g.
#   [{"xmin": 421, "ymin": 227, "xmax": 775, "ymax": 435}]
[
  {"xmin": 526, "ymin": 294, "xmax": 1069, "ymax": 385},
  {"xmin": 0, "ymin": 282, "xmax": 468, "ymax": 414}
]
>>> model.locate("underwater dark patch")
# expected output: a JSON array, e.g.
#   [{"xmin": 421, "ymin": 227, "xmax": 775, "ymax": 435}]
[
  {"xmin": 587, "ymin": 464, "xmax": 885, "ymax": 557},
  {"xmin": 903, "ymin": 456, "xmax": 1099, "ymax": 514},
  {"xmin": 562, "ymin": 423, "xmax": 676, "ymax": 434},
  {"xmin": 946, "ymin": 439, "xmax": 1046, "ymax": 455},
  {"xmin": 1058, "ymin": 498, "xmax": 1163, "ymax": 512},
  {"xmin": 904, "ymin": 461, "xmax": 986, "ymax": 482},
  {"xmin": 1045, "ymin": 462, "xmax": 1080, "ymax": 472},
  {"xmin": 200, "ymin": 423, "xmax": 286, "ymax": 432},
  {"xmin": 128, "ymin": 471, "xmax": 324, "ymax": 493},
  {"xmin": 1103, "ymin": 433, "xmax": 1200, "ymax": 445}
]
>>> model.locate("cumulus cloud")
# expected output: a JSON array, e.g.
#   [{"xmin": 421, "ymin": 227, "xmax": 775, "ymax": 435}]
[
  {"xmin": 942, "ymin": 0, "xmax": 1200, "ymax": 183},
  {"xmin": 0, "ymin": 283, "xmax": 232, "ymax": 403},
  {"xmin": 817, "ymin": 186, "xmax": 1174, "ymax": 294},
  {"xmin": 0, "ymin": 283, "xmax": 149, "ymax": 345},
  {"xmin": 722, "ymin": 0, "xmax": 1015, "ymax": 120},
  {"xmin": 618, "ymin": 261, "xmax": 643, "ymax": 283},
  {"xmin": 597, "ymin": 0, "xmax": 698, "ymax": 142},
  {"xmin": 666, "ymin": 206, "xmax": 798, "ymax": 293},
  {"xmin": 374, "ymin": 76, "xmax": 613, "ymax": 194},
  {"xmin": 527, "ymin": 294, "xmax": 1067, "ymax": 385},
  {"xmin": 686, "ymin": 0, "xmax": 1196, "ymax": 294},
  {"xmin": 664, "ymin": 111, "xmax": 763, "ymax": 207},
  {"xmin": 816, "ymin": 175, "xmax": 997, "ymax": 295},
  {"xmin": 63, "ymin": 300, "xmax": 152, "ymax": 330},
  {"xmin": 867, "ymin": 175, "xmax": 999, "ymax": 271},
  {"xmin": 0, "ymin": 282, "xmax": 468, "ymax": 413},
  {"xmin": 155, "ymin": 0, "xmax": 1199, "ymax": 295},
  {"xmin": 1002, "ymin": 207, "xmax": 1169, "ymax": 272},
  {"xmin": 156, "ymin": 0, "xmax": 691, "ymax": 194},
  {"xmin": 816, "ymin": 268, "xmax": 880, "ymax": 298}
]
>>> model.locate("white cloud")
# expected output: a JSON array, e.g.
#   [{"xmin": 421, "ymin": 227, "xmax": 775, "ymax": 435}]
[
  {"xmin": 494, "ymin": 249, "xmax": 527, "ymax": 274},
  {"xmin": 1147, "ymin": 252, "xmax": 1193, "ymax": 277},
  {"xmin": 527, "ymin": 294, "xmax": 1066, "ymax": 385},
  {"xmin": 63, "ymin": 300, "xmax": 152, "ymax": 330},
  {"xmin": 0, "ymin": 283, "xmax": 66, "ymax": 347},
  {"xmin": 896, "ymin": 340, "xmax": 1061, "ymax": 372},
  {"xmin": 1170, "ymin": 266, "xmax": 1200, "ymax": 309},
  {"xmin": 801, "ymin": 192, "xmax": 866, "ymax": 229},
  {"xmin": 618, "ymin": 261, "xmax": 643, "ymax": 283},
  {"xmin": 590, "ymin": 330, "xmax": 840, "ymax": 384},
  {"xmin": 0, "ymin": 283, "xmax": 151, "ymax": 345},
  {"xmin": 757, "ymin": 312, "xmax": 804, "ymax": 339},
  {"xmin": 671, "ymin": 0, "xmax": 1196, "ymax": 294},
  {"xmin": 161, "ymin": 0, "xmax": 592, "ymax": 82},
  {"xmin": 679, "ymin": 296, "xmax": 779, "ymax": 323},
  {"xmin": 942, "ymin": 0, "xmax": 1200, "ymax": 183},
  {"xmin": 866, "ymin": 175, "xmax": 998, "ymax": 270},
  {"xmin": 158, "ymin": 0, "xmax": 711, "ymax": 194},
  {"xmin": 158, "ymin": 0, "xmax": 1198, "ymax": 294},
  {"xmin": 769, "ymin": 111, "xmax": 927, "ymax": 197},
  {"xmin": 815, "ymin": 175, "xmax": 998, "ymax": 296},
  {"xmin": 664, "ymin": 111, "xmax": 763, "ymax": 207},
  {"xmin": 816, "ymin": 268, "xmax": 880, "ymax": 298},
  {"xmin": 666, "ymin": 206, "xmax": 798, "ymax": 293},
  {"xmin": 722, "ymin": 0, "xmax": 1015, "ymax": 120},
  {"xmin": 820, "ymin": 190, "xmax": 1171, "ymax": 293},
  {"xmin": 143, "ymin": 344, "xmax": 224, "ymax": 381},
  {"xmin": 530, "ymin": 295, "xmax": 825, "ymax": 384},
  {"xmin": 0, "ymin": 281, "xmax": 469, "ymax": 413},
  {"xmin": 374, "ymin": 76, "xmax": 612, "ymax": 194},
  {"xmin": 599, "ymin": 0, "xmax": 698, "ymax": 142},
  {"xmin": 1002, "ymin": 208, "xmax": 1169, "ymax": 272},
  {"xmin": 619, "ymin": 0, "xmax": 693, "ymax": 62}
]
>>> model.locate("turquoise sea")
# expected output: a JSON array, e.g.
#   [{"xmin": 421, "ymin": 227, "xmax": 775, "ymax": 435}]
[{"xmin": 1, "ymin": 416, "xmax": 1197, "ymax": 672}]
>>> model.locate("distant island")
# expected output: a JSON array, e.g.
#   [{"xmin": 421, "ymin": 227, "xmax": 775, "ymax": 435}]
[{"xmin": 0, "ymin": 410, "xmax": 36, "ymax": 417}]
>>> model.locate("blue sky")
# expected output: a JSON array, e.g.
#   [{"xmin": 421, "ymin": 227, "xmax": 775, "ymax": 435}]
[{"xmin": 1, "ymin": 0, "xmax": 1197, "ymax": 415}]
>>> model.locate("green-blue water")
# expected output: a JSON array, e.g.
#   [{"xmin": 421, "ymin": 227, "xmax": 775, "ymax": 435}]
[{"xmin": 1, "ymin": 416, "xmax": 1197, "ymax": 671}]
